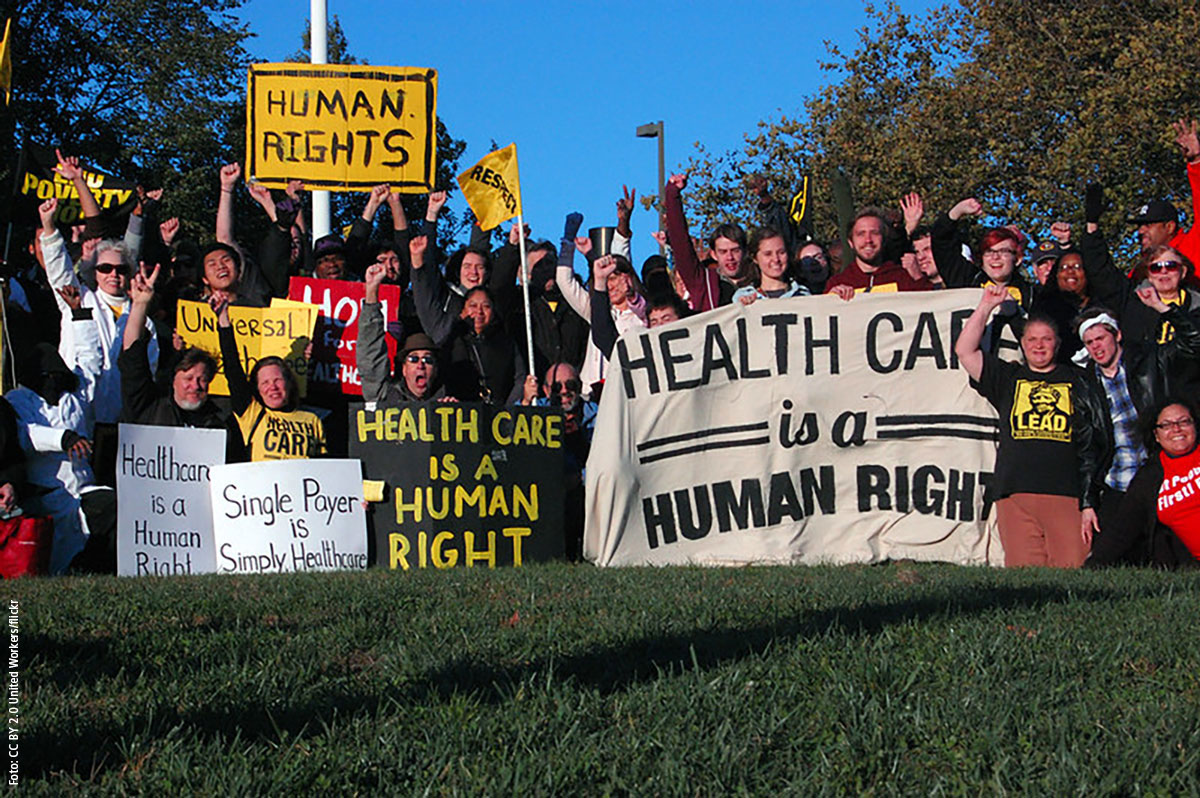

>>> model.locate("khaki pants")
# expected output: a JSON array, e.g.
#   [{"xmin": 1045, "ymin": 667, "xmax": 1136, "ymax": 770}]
[{"xmin": 995, "ymin": 493, "xmax": 1088, "ymax": 568}]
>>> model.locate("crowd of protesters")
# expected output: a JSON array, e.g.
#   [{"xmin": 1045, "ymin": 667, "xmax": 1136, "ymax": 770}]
[{"xmin": 4, "ymin": 116, "xmax": 1200, "ymax": 575}]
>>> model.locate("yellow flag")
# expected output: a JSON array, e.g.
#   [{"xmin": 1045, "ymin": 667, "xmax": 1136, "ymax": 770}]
[
  {"xmin": 0, "ymin": 19, "xmax": 12, "ymax": 105},
  {"xmin": 456, "ymin": 144, "xmax": 522, "ymax": 230}
]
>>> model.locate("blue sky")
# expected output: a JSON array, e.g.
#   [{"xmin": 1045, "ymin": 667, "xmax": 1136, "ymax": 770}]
[{"xmin": 237, "ymin": 0, "xmax": 940, "ymax": 251}]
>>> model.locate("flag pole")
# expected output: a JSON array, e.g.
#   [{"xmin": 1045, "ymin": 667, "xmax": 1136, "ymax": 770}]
[{"xmin": 516, "ymin": 209, "xmax": 535, "ymax": 382}]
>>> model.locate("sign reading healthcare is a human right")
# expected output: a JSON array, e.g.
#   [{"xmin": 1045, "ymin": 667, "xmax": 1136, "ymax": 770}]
[{"xmin": 585, "ymin": 289, "xmax": 1006, "ymax": 568}]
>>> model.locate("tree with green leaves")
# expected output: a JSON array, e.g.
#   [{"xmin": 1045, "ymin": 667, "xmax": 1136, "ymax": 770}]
[
  {"xmin": 685, "ymin": 0, "xmax": 1200, "ymax": 262},
  {"xmin": 0, "ymin": 0, "xmax": 252, "ymax": 244}
]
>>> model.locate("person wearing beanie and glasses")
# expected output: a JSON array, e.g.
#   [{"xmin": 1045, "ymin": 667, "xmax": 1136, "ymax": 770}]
[{"xmin": 359, "ymin": 259, "xmax": 448, "ymax": 406}]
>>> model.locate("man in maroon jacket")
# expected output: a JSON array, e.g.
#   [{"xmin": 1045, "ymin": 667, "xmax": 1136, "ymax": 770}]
[{"xmin": 825, "ymin": 208, "xmax": 935, "ymax": 299}]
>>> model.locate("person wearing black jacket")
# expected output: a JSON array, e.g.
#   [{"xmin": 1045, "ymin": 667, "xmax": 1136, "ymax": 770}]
[
  {"xmin": 488, "ymin": 231, "xmax": 589, "ymax": 377},
  {"xmin": 1076, "ymin": 303, "xmax": 1200, "ymax": 545},
  {"xmin": 119, "ymin": 265, "xmax": 226, "ymax": 432},
  {"xmin": 957, "ymin": 285, "xmax": 1110, "ymax": 567},
  {"xmin": 1086, "ymin": 398, "xmax": 1200, "ymax": 568},
  {"xmin": 410, "ymin": 236, "xmax": 526, "ymax": 404}
]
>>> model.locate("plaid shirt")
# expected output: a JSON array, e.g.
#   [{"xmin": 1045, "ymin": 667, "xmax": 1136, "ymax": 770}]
[{"xmin": 1098, "ymin": 363, "xmax": 1147, "ymax": 491}]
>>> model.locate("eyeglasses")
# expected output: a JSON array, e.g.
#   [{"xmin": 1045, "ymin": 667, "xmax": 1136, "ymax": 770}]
[
  {"xmin": 405, "ymin": 354, "xmax": 435, "ymax": 365},
  {"xmin": 983, "ymin": 248, "xmax": 1017, "ymax": 258},
  {"xmin": 1156, "ymin": 418, "xmax": 1195, "ymax": 431},
  {"xmin": 1148, "ymin": 261, "xmax": 1182, "ymax": 274},
  {"xmin": 94, "ymin": 262, "xmax": 130, "ymax": 275}
]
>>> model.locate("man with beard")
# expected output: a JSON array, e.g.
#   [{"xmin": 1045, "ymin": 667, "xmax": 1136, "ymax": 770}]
[
  {"xmin": 826, "ymin": 209, "xmax": 935, "ymax": 298},
  {"xmin": 359, "ymin": 261, "xmax": 447, "ymax": 405},
  {"xmin": 1125, "ymin": 120, "xmax": 1200, "ymax": 274},
  {"xmin": 119, "ymin": 265, "xmax": 225, "ymax": 430}
]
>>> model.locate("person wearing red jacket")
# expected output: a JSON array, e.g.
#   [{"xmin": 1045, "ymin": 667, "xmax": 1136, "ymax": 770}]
[{"xmin": 825, "ymin": 209, "xmax": 935, "ymax": 299}]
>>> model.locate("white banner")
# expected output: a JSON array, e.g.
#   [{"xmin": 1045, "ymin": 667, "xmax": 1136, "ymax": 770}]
[
  {"xmin": 584, "ymin": 289, "xmax": 1007, "ymax": 567},
  {"xmin": 209, "ymin": 459, "xmax": 368, "ymax": 573},
  {"xmin": 117, "ymin": 424, "xmax": 226, "ymax": 576}
]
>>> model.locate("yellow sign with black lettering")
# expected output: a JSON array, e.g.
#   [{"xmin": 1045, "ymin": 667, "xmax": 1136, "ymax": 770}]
[
  {"xmin": 246, "ymin": 63, "xmax": 438, "ymax": 192},
  {"xmin": 175, "ymin": 300, "xmax": 317, "ymax": 396}
]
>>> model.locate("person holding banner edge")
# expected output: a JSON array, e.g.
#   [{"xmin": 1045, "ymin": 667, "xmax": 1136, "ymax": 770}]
[{"xmin": 956, "ymin": 284, "xmax": 1110, "ymax": 567}]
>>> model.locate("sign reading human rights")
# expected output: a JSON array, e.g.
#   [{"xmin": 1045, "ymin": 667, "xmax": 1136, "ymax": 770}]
[
  {"xmin": 288, "ymin": 277, "xmax": 403, "ymax": 396},
  {"xmin": 209, "ymin": 459, "xmax": 368, "ymax": 574},
  {"xmin": 246, "ymin": 63, "xmax": 437, "ymax": 192},
  {"xmin": 584, "ymin": 289, "xmax": 1006, "ymax": 567},
  {"xmin": 350, "ymin": 403, "xmax": 566, "ymax": 569},
  {"xmin": 175, "ymin": 299, "xmax": 316, "ymax": 396},
  {"xmin": 116, "ymin": 424, "xmax": 226, "ymax": 576}
]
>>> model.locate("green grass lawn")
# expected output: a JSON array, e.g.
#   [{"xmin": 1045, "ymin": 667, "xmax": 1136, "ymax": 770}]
[{"xmin": 8, "ymin": 562, "xmax": 1200, "ymax": 795}]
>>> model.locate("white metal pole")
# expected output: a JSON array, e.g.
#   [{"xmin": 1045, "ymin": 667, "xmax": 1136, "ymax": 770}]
[
  {"xmin": 516, "ymin": 212, "xmax": 535, "ymax": 381},
  {"xmin": 310, "ymin": 0, "xmax": 331, "ymax": 238}
]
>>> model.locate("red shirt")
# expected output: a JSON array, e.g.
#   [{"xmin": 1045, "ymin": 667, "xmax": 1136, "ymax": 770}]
[
  {"xmin": 1157, "ymin": 446, "xmax": 1200, "ymax": 558},
  {"xmin": 824, "ymin": 261, "xmax": 934, "ymax": 294}
]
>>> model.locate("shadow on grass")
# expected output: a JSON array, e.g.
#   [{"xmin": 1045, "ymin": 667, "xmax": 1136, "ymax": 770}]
[{"xmin": 26, "ymin": 582, "xmax": 1122, "ymax": 780}]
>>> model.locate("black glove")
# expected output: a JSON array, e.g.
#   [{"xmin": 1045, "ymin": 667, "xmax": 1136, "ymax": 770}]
[{"xmin": 1085, "ymin": 183, "xmax": 1104, "ymax": 225}]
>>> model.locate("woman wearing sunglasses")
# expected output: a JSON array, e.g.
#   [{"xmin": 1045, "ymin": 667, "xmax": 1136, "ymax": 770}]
[
  {"xmin": 1087, "ymin": 398, "xmax": 1200, "ymax": 568},
  {"xmin": 1080, "ymin": 237, "xmax": 1200, "ymax": 391},
  {"xmin": 212, "ymin": 294, "xmax": 326, "ymax": 461}
]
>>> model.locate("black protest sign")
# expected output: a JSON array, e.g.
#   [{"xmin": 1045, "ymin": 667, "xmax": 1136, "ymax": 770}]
[
  {"xmin": 350, "ymin": 403, "xmax": 566, "ymax": 569},
  {"xmin": 15, "ymin": 142, "xmax": 138, "ymax": 226}
]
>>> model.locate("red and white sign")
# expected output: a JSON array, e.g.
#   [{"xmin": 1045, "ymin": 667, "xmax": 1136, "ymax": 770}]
[{"xmin": 288, "ymin": 277, "xmax": 402, "ymax": 396}]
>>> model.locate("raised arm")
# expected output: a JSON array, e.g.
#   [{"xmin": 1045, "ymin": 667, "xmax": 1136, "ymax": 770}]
[
  {"xmin": 588, "ymin": 256, "xmax": 621, "ymax": 358},
  {"xmin": 386, "ymin": 188, "xmax": 413, "ymax": 276},
  {"xmin": 55, "ymin": 150, "xmax": 102, "ymax": 238},
  {"xmin": 37, "ymin": 199, "xmax": 79, "ymax": 297},
  {"xmin": 663, "ymin": 174, "xmax": 710, "ymax": 308},
  {"xmin": 213, "ymin": 294, "xmax": 252, "ymax": 416},
  {"xmin": 930, "ymin": 198, "xmax": 983, "ymax": 288},
  {"xmin": 555, "ymin": 213, "xmax": 590, "ymax": 320},
  {"xmin": 409, "ymin": 235, "xmax": 456, "ymax": 346},
  {"xmin": 954, "ymin": 285, "xmax": 1009, "ymax": 382},
  {"xmin": 357, "ymin": 263, "xmax": 392, "ymax": 404},
  {"xmin": 118, "ymin": 265, "xmax": 162, "ymax": 421},
  {"xmin": 216, "ymin": 163, "xmax": 241, "ymax": 246}
]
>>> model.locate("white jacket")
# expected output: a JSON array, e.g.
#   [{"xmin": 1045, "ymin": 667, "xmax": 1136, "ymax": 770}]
[
  {"xmin": 40, "ymin": 229, "xmax": 158, "ymax": 424},
  {"xmin": 7, "ymin": 314, "xmax": 104, "ymax": 573}
]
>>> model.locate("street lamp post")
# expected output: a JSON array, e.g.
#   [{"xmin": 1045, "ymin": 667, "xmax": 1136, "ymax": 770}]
[{"xmin": 636, "ymin": 121, "xmax": 665, "ymax": 255}]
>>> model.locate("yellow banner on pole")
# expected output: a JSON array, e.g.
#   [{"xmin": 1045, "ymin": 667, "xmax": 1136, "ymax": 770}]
[
  {"xmin": 245, "ymin": 63, "xmax": 438, "ymax": 192},
  {"xmin": 0, "ymin": 19, "xmax": 12, "ymax": 105},
  {"xmin": 175, "ymin": 300, "xmax": 317, "ymax": 396},
  {"xmin": 456, "ymin": 144, "xmax": 522, "ymax": 231}
]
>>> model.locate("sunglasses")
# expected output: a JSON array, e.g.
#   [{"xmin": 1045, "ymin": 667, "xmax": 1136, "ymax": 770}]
[
  {"xmin": 94, "ymin": 262, "xmax": 130, "ymax": 275},
  {"xmin": 553, "ymin": 379, "xmax": 582, "ymax": 393},
  {"xmin": 405, "ymin": 354, "xmax": 435, "ymax": 365},
  {"xmin": 1148, "ymin": 260, "xmax": 1182, "ymax": 274}
]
